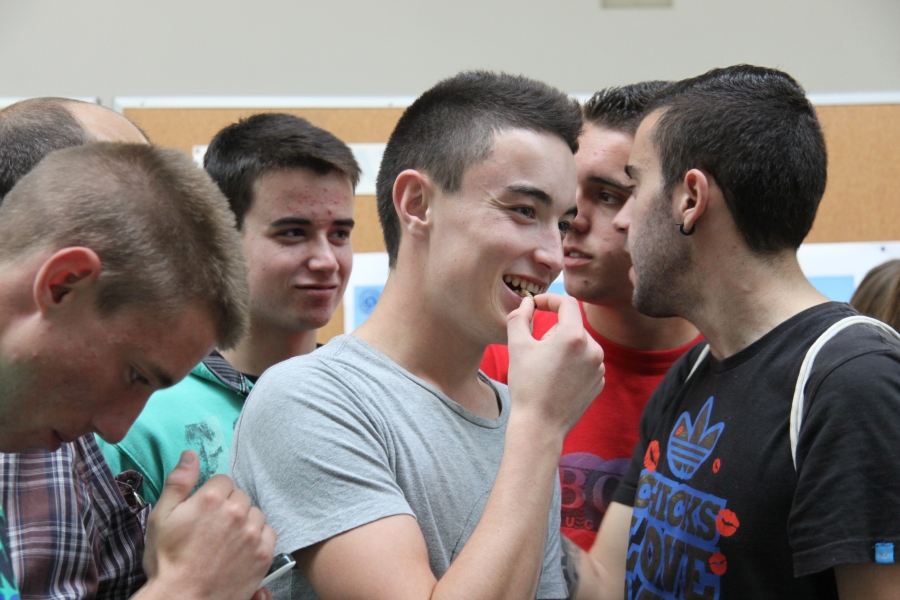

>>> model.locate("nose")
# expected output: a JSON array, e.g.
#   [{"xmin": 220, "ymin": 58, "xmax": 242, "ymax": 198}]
[
  {"xmin": 534, "ymin": 224, "xmax": 565, "ymax": 278},
  {"xmin": 613, "ymin": 195, "xmax": 634, "ymax": 234},
  {"xmin": 308, "ymin": 235, "xmax": 339, "ymax": 274},
  {"xmin": 569, "ymin": 189, "xmax": 591, "ymax": 234},
  {"xmin": 93, "ymin": 393, "xmax": 151, "ymax": 444}
]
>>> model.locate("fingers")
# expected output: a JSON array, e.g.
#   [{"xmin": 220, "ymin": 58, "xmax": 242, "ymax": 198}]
[
  {"xmin": 528, "ymin": 293, "xmax": 582, "ymax": 341},
  {"xmin": 532, "ymin": 292, "xmax": 568, "ymax": 313},
  {"xmin": 506, "ymin": 294, "xmax": 536, "ymax": 347},
  {"xmin": 542, "ymin": 294, "xmax": 582, "ymax": 330},
  {"xmin": 261, "ymin": 524, "xmax": 277, "ymax": 554},
  {"xmin": 227, "ymin": 484, "xmax": 253, "ymax": 512},
  {"xmin": 251, "ymin": 588, "xmax": 272, "ymax": 600},
  {"xmin": 153, "ymin": 450, "xmax": 200, "ymax": 518}
]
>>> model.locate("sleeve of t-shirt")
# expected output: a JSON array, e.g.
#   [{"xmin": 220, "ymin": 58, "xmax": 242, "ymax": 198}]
[
  {"xmin": 480, "ymin": 344, "xmax": 510, "ymax": 384},
  {"xmin": 230, "ymin": 357, "xmax": 414, "ymax": 556},
  {"xmin": 789, "ymin": 334, "xmax": 900, "ymax": 577},
  {"xmin": 613, "ymin": 345, "xmax": 702, "ymax": 508}
]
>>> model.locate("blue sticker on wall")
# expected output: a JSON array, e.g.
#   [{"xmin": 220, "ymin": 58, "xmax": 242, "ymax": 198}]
[
  {"xmin": 355, "ymin": 285, "xmax": 384, "ymax": 328},
  {"xmin": 807, "ymin": 275, "xmax": 855, "ymax": 302}
]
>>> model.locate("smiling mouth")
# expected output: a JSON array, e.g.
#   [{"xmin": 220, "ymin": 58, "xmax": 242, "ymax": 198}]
[
  {"xmin": 503, "ymin": 275, "xmax": 546, "ymax": 298},
  {"xmin": 565, "ymin": 250, "xmax": 591, "ymax": 259}
]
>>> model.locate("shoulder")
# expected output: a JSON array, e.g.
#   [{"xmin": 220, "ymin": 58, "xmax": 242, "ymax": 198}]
[
  {"xmin": 128, "ymin": 367, "xmax": 242, "ymax": 440},
  {"xmin": 239, "ymin": 337, "xmax": 400, "ymax": 434},
  {"xmin": 806, "ymin": 319, "xmax": 900, "ymax": 401}
]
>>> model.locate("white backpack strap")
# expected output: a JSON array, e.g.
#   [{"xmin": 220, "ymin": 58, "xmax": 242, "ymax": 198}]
[
  {"xmin": 685, "ymin": 343, "xmax": 710, "ymax": 382},
  {"xmin": 790, "ymin": 315, "xmax": 900, "ymax": 470}
]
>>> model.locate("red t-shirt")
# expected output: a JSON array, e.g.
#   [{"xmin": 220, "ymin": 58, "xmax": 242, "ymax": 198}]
[{"xmin": 480, "ymin": 303, "xmax": 702, "ymax": 550}]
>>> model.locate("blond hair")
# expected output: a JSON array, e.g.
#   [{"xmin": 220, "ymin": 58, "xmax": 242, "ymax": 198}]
[
  {"xmin": 850, "ymin": 259, "xmax": 900, "ymax": 326},
  {"xmin": 0, "ymin": 143, "xmax": 249, "ymax": 349}
]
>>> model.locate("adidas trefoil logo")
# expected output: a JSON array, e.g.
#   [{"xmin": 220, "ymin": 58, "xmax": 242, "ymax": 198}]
[{"xmin": 667, "ymin": 397, "xmax": 724, "ymax": 481}]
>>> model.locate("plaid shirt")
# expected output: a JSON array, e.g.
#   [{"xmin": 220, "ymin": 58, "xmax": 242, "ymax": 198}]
[{"xmin": 0, "ymin": 435, "xmax": 149, "ymax": 599}]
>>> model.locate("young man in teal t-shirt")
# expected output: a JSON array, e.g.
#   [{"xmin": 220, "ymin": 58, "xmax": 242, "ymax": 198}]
[{"xmin": 100, "ymin": 113, "xmax": 361, "ymax": 503}]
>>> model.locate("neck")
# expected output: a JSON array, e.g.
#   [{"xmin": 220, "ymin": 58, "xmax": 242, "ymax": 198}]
[
  {"xmin": 581, "ymin": 300, "xmax": 699, "ymax": 351},
  {"xmin": 683, "ymin": 250, "xmax": 828, "ymax": 360},
  {"xmin": 220, "ymin": 319, "xmax": 319, "ymax": 377},
  {"xmin": 353, "ymin": 271, "xmax": 496, "ymax": 418}
]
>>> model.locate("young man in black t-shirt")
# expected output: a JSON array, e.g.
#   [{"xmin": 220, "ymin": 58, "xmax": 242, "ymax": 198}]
[{"xmin": 566, "ymin": 65, "xmax": 900, "ymax": 599}]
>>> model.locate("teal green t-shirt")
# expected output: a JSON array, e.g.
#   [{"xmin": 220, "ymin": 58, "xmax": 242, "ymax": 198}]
[
  {"xmin": 0, "ymin": 509, "xmax": 20, "ymax": 600},
  {"xmin": 98, "ymin": 358, "xmax": 251, "ymax": 505}
]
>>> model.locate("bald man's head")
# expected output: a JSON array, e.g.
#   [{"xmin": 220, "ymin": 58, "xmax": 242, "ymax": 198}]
[{"xmin": 0, "ymin": 97, "xmax": 147, "ymax": 199}]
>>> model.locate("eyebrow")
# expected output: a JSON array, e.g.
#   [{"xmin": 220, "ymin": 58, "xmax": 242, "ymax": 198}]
[
  {"xmin": 563, "ymin": 206, "xmax": 577, "ymax": 218},
  {"xmin": 269, "ymin": 217, "xmax": 356, "ymax": 228},
  {"xmin": 504, "ymin": 184, "xmax": 552, "ymax": 206},
  {"xmin": 587, "ymin": 175, "xmax": 634, "ymax": 192}
]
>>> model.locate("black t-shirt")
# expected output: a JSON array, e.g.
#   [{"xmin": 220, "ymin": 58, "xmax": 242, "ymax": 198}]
[{"xmin": 613, "ymin": 302, "xmax": 900, "ymax": 599}]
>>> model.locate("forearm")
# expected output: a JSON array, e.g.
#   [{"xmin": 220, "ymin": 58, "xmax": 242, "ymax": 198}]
[{"xmin": 431, "ymin": 413, "xmax": 564, "ymax": 600}]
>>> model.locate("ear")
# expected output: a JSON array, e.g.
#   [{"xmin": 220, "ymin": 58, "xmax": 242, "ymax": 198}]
[
  {"xmin": 678, "ymin": 168, "xmax": 711, "ymax": 232},
  {"xmin": 392, "ymin": 169, "xmax": 432, "ymax": 241},
  {"xmin": 33, "ymin": 247, "xmax": 102, "ymax": 314}
]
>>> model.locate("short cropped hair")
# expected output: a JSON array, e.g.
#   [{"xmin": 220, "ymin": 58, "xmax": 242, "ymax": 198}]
[
  {"xmin": 851, "ymin": 259, "xmax": 900, "ymax": 321},
  {"xmin": 0, "ymin": 98, "xmax": 92, "ymax": 199},
  {"xmin": 0, "ymin": 143, "xmax": 249, "ymax": 349},
  {"xmin": 646, "ymin": 65, "xmax": 827, "ymax": 253},
  {"xmin": 204, "ymin": 112, "xmax": 361, "ymax": 228},
  {"xmin": 582, "ymin": 81, "xmax": 671, "ymax": 135},
  {"xmin": 376, "ymin": 71, "xmax": 584, "ymax": 267}
]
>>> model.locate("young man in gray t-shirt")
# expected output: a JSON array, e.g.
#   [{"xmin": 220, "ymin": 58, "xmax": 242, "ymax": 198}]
[{"xmin": 231, "ymin": 71, "xmax": 606, "ymax": 600}]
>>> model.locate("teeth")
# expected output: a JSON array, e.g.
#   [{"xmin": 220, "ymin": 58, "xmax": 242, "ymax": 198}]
[
  {"xmin": 503, "ymin": 275, "xmax": 545, "ymax": 297},
  {"xmin": 568, "ymin": 251, "xmax": 587, "ymax": 258}
]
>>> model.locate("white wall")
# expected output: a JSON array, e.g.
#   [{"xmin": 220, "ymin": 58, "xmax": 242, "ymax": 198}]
[{"xmin": 1, "ymin": 0, "xmax": 898, "ymax": 104}]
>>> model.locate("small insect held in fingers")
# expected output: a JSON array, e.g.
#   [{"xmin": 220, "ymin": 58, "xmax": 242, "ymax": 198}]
[{"xmin": 520, "ymin": 289, "xmax": 534, "ymax": 300}]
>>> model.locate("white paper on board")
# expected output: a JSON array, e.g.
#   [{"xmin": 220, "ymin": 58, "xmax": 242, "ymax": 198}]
[{"xmin": 348, "ymin": 143, "xmax": 386, "ymax": 196}]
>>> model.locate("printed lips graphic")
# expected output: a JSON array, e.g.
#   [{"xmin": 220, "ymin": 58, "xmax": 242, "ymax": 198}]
[
  {"xmin": 709, "ymin": 552, "xmax": 727, "ymax": 575},
  {"xmin": 644, "ymin": 440, "xmax": 660, "ymax": 472},
  {"xmin": 716, "ymin": 508, "xmax": 740, "ymax": 537}
]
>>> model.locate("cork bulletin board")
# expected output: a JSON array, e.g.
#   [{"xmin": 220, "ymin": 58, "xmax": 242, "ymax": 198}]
[
  {"xmin": 114, "ymin": 93, "xmax": 900, "ymax": 341},
  {"xmin": 807, "ymin": 96, "xmax": 900, "ymax": 243}
]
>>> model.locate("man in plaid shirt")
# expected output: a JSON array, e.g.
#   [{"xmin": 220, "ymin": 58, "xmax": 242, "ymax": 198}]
[{"xmin": 0, "ymin": 99, "xmax": 276, "ymax": 600}]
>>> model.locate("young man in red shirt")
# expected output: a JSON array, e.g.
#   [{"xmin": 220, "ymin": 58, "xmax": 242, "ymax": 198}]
[{"xmin": 480, "ymin": 83, "xmax": 701, "ymax": 559}]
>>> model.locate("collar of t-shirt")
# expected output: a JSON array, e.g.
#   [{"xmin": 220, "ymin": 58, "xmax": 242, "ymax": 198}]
[{"xmin": 208, "ymin": 343, "xmax": 326, "ymax": 388}]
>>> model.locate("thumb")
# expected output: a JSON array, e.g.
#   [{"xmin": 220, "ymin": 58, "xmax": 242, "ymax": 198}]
[
  {"xmin": 506, "ymin": 295, "xmax": 535, "ymax": 348},
  {"xmin": 252, "ymin": 588, "xmax": 273, "ymax": 600},
  {"xmin": 154, "ymin": 450, "xmax": 200, "ymax": 518}
]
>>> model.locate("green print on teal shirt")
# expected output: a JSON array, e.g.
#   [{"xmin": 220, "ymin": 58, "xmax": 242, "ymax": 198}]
[{"xmin": 0, "ymin": 509, "xmax": 20, "ymax": 600}]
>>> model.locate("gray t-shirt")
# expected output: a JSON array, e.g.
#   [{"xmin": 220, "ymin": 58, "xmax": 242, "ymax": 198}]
[{"xmin": 231, "ymin": 335, "xmax": 566, "ymax": 600}]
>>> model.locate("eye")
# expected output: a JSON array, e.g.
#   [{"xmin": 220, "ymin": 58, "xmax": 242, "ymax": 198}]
[
  {"xmin": 512, "ymin": 206, "xmax": 536, "ymax": 219},
  {"xmin": 329, "ymin": 229, "xmax": 352, "ymax": 242},
  {"xmin": 599, "ymin": 191, "xmax": 623, "ymax": 204},
  {"xmin": 558, "ymin": 220, "xmax": 572, "ymax": 236},
  {"xmin": 278, "ymin": 228, "xmax": 307, "ymax": 239},
  {"xmin": 130, "ymin": 368, "xmax": 150, "ymax": 386}
]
